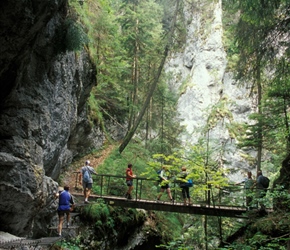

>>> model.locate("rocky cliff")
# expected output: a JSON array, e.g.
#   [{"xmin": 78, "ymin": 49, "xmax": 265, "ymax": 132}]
[
  {"xmin": 166, "ymin": 0, "xmax": 257, "ymax": 179},
  {"xmin": 0, "ymin": 0, "xmax": 102, "ymax": 237}
]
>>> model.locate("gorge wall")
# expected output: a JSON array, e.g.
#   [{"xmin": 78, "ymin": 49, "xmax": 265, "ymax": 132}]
[
  {"xmin": 0, "ymin": 0, "xmax": 103, "ymax": 237},
  {"xmin": 166, "ymin": 0, "xmax": 257, "ymax": 179}
]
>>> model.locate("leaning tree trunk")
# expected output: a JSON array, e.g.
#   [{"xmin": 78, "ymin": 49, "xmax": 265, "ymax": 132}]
[
  {"xmin": 119, "ymin": 44, "xmax": 169, "ymax": 154},
  {"xmin": 118, "ymin": 0, "xmax": 180, "ymax": 154}
]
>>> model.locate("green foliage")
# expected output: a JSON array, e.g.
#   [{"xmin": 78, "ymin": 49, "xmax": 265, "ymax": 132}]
[
  {"xmin": 96, "ymin": 144, "xmax": 151, "ymax": 176},
  {"xmin": 74, "ymin": 200, "xmax": 149, "ymax": 248},
  {"xmin": 154, "ymin": 211, "xmax": 184, "ymax": 244},
  {"xmin": 82, "ymin": 201, "xmax": 110, "ymax": 223},
  {"xmin": 65, "ymin": 19, "xmax": 89, "ymax": 51},
  {"xmin": 160, "ymin": 214, "xmax": 243, "ymax": 250},
  {"xmin": 54, "ymin": 17, "xmax": 88, "ymax": 53},
  {"xmin": 55, "ymin": 237, "xmax": 81, "ymax": 250},
  {"xmin": 222, "ymin": 0, "xmax": 290, "ymax": 177},
  {"xmin": 265, "ymin": 60, "xmax": 290, "ymax": 152},
  {"xmin": 144, "ymin": 82, "xmax": 185, "ymax": 155},
  {"xmin": 94, "ymin": 141, "xmax": 236, "ymax": 248},
  {"xmin": 216, "ymin": 185, "xmax": 290, "ymax": 249},
  {"xmin": 67, "ymin": 0, "xmax": 129, "ymax": 131},
  {"xmin": 226, "ymin": 122, "xmax": 246, "ymax": 140},
  {"xmin": 222, "ymin": 0, "xmax": 290, "ymax": 158},
  {"xmin": 236, "ymin": 92, "xmax": 288, "ymax": 168},
  {"xmin": 204, "ymin": 96, "xmax": 234, "ymax": 132},
  {"xmin": 92, "ymin": 143, "xmax": 154, "ymax": 198},
  {"xmin": 144, "ymin": 141, "xmax": 230, "ymax": 205},
  {"xmin": 66, "ymin": 0, "xmax": 186, "ymax": 154},
  {"xmin": 87, "ymin": 92, "xmax": 103, "ymax": 127}
]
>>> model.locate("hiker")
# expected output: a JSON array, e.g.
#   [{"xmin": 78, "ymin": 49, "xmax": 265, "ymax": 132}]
[
  {"xmin": 79, "ymin": 160, "xmax": 97, "ymax": 203},
  {"xmin": 178, "ymin": 166, "xmax": 191, "ymax": 205},
  {"xmin": 156, "ymin": 166, "xmax": 173, "ymax": 203},
  {"xmin": 125, "ymin": 163, "xmax": 136, "ymax": 199},
  {"xmin": 236, "ymin": 171, "xmax": 254, "ymax": 209},
  {"xmin": 56, "ymin": 185, "xmax": 75, "ymax": 237},
  {"xmin": 252, "ymin": 170, "xmax": 267, "ymax": 210}
]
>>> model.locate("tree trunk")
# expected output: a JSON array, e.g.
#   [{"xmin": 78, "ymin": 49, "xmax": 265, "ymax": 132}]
[
  {"xmin": 273, "ymin": 152, "xmax": 290, "ymax": 210},
  {"xmin": 119, "ymin": 0, "xmax": 180, "ymax": 153},
  {"xmin": 256, "ymin": 56, "xmax": 262, "ymax": 173},
  {"xmin": 119, "ymin": 45, "xmax": 169, "ymax": 153}
]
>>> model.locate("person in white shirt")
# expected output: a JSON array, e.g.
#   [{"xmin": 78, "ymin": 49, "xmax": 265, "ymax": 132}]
[{"xmin": 79, "ymin": 160, "xmax": 97, "ymax": 203}]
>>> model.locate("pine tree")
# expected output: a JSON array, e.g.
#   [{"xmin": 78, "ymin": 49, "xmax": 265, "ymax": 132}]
[{"xmin": 118, "ymin": 0, "xmax": 181, "ymax": 153}]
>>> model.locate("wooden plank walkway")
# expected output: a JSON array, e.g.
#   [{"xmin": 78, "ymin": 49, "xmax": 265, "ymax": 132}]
[
  {"xmin": 0, "ymin": 237, "xmax": 61, "ymax": 248},
  {"xmin": 71, "ymin": 193, "xmax": 249, "ymax": 218},
  {"xmin": 0, "ymin": 212, "xmax": 81, "ymax": 248}
]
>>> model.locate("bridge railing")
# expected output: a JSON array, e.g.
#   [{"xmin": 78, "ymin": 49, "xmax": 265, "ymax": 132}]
[{"xmin": 73, "ymin": 173, "xmax": 272, "ymax": 208}]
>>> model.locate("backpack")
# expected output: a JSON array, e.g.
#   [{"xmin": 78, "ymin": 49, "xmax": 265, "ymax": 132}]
[
  {"xmin": 83, "ymin": 167, "xmax": 91, "ymax": 183},
  {"xmin": 185, "ymin": 179, "xmax": 193, "ymax": 187},
  {"xmin": 260, "ymin": 176, "xmax": 270, "ymax": 189},
  {"xmin": 157, "ymin": 169, "xmax": 162, "ymax": 182}
]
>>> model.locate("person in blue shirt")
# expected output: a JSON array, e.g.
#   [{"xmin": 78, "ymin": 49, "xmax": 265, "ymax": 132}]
[{"xmin": 56, "ymin": 185, "xmax": 75, "ymax": 237}]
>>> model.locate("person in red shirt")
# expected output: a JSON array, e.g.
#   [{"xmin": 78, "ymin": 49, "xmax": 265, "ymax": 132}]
[{"xmin": 125, "ymin": 163, "xmax": 136, "ymax": 199}]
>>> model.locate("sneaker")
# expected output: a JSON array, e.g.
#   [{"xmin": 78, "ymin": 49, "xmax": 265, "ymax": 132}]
[
  {"xmin": 156, "ymin": 199, "xmax": 161, "ymax": 203},
  {"xmin": 84, "ymin": 200, "xmax": 90, "ymax": 204},
  {"xmin": 58, "ymin": 233, "xmax": 62, "ymax": 237},
  {"xmin": 171, "ymin": 199, "xmax": 175, "ymax": 204},
  {"xmin": 124, "ymin": 193, "xmax": 129, "ymax": 198},
  {"xmin": 127, "ymin": 194, "xmax": 132, "ymax": 200}
]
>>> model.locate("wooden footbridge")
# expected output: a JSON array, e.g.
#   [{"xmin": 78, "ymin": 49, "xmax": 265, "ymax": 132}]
[
  {"xmin": 0, "ymin": 173, "xmax": 272, "ymax": 249},
  {"xmin": 71, "ymin": 173, "xmax": 273, "ymax": 218},
  {"xmin": 72, "ymin": 193, "xmax": 248, "ymax": 218}
]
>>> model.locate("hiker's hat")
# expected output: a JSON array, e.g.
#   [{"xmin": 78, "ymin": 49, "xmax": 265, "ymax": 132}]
[{"xmin": 86, "ymin": 160, "xmax": 90, "ymax": 165}]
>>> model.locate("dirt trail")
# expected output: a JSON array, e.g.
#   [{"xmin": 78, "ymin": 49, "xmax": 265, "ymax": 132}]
[{"xmin": 61, "ymin": 143, "xmax": 116, "ymax": 189}]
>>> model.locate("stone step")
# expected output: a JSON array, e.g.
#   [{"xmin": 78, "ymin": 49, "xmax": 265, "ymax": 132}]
[
  {"xmin": 48, "ymin": 226, "xmax": 79, "ymax": 230},
  {"xmin": 70, "ymin": 212, "xmax": 80, "ymax": 217}
]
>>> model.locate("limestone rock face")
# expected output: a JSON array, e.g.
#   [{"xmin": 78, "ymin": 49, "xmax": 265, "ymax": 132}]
[
  {"xmin": 166, "ymin": 0, "xmax": 257, "ymax": 178},
  {"xmin": 0, "ymin": 0, "xmax": 102, "ymax": 236}
]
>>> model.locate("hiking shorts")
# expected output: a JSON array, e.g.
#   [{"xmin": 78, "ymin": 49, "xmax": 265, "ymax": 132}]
[
  {"xmin": 57, "ymin": 210, "xmax": 70, "ymax": 217},
  {"xmin": 160, "ymin": 184, "xmax": 170, "ymax": 189},
  {"xmin": 126, "ymin": 180, "xmax": 133, "ymax": 186},
  {"xmin": 83, "ymin": 182, "xmax": 92, "ymax": 190},
  {"xmin": 181, "ymin": 186, "xmax": 190, "ymax": 199}
]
